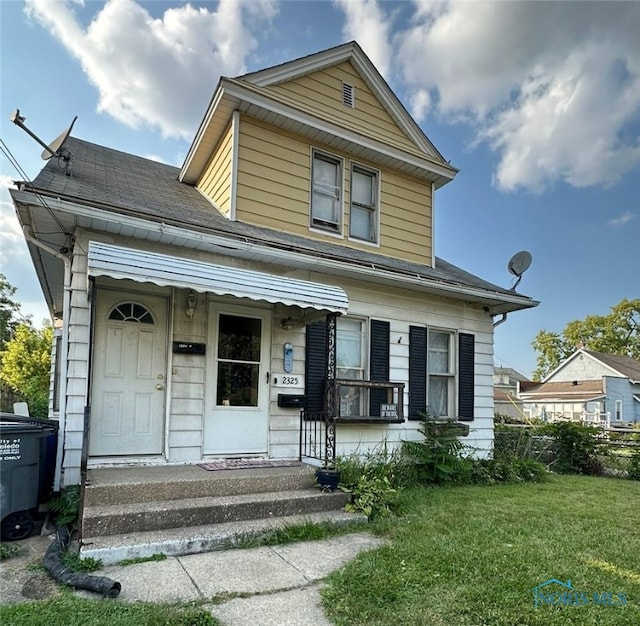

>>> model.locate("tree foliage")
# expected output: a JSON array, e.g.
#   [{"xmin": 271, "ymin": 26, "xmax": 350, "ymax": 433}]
[
  {"xmin": 532, "ymin": 298, "xmax": 640, "ymax": 381},
  {"xmin": 0, "ymin": 273, "xmax": 24, "ymax": 352},
  {"xmin": 0, "ymin": 323, "xmax": 53, "ymax": 418}
]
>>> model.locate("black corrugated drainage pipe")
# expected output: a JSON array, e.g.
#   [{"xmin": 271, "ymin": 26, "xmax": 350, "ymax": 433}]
[{"xmin": 43, "ymin": 526, "xmax": 121, "ymax": 597}]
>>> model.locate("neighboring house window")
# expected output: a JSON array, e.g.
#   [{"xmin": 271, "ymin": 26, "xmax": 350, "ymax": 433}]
[
  {"xmin": 615, "ymin": 399, "xmax": 623, "ymax": 421},
  {"xmin": 311, "ymin": 150, "xmax": 343, "ymax": 233},
  {"xmin": 349, "ymin": 164, "xmax": 379, "ymax": 243},
  {"xmin": 337, "ymin": 317, "xmax": 366, "ymax": 416},
  {"xmin": 409, "ymin": 327, "xmax": 475, "ymax": 421},
  {"xmin": 428, "ymin": 330, "xmax": 454, "ymax": 417}
]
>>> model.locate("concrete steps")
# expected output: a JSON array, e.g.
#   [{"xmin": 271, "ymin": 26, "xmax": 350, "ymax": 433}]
[{"xmin": 80, "ymin": 463, "xmax": 361, "ymax": 563}]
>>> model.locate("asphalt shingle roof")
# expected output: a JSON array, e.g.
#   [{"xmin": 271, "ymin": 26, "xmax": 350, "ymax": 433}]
[
  {"xmin": 583, "ymin": 350, "xmax": 640, "ymax": 381},
  {"xmin": 27, "ymin": 136, "xmax": 531, "ymax": 301}
]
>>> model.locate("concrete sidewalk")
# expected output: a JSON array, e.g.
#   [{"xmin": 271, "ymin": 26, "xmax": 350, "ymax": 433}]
[
  {"xmin": 89, "ymin": 533, "xmax": 384, "ymax": 625},
  {"xmin": 1, "ymin": 532, "xmax": 384, "ymax": 625}
]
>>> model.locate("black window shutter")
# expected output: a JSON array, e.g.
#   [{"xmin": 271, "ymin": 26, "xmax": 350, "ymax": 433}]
[
  {"xmin": 409, "ymin": 326, "xmax": 427, "ymax": 419},
  {"xmin": 305, "ymin": 321, "xmax": 327, "ymax": 416},
  {"xmin": 369, "ymin": 320, "xmax": 390, "ymax": 416},
  {"xmin": 458, "ymin": 333, "xmax": 475, "ymax": 421}
]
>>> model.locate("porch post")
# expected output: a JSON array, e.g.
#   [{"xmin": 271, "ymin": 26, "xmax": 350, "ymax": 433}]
[{"xmin": 325, "ymin": 313, "xmax": 337, "ymax": 465}]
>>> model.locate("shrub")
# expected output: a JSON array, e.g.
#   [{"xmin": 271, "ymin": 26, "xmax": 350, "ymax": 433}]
[
  {"xmin": 337, "ymin": 445, "xmax": 403, "ymax": 519},
  {"xmin": 628, "ymin": 446, "xmax": 640, "ymax": 481},
  {"xmin": 542, "ymin": 422, "xmax": 605, "ymax": 475},
  {"xmin": 47, "ymin": 485, "xmax": 81, "ymax": 527},
  {"xmin": 401, "ymin": 418, "xmax": 470, "ymax": 485}
]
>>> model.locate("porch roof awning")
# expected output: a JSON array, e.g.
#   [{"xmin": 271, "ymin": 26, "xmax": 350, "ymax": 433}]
[{"xmin": 87, "ymin": 241, "xmax": 349, "ymax": 314}]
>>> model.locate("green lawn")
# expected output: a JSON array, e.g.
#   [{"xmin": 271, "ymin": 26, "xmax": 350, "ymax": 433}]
[
  {"xmin": 0, "ymin": 594, "xmax": 217, "ymax": 626},
  {"xmin": 323, "ymin": 475, "xmax": 640, "ymax": 626}
]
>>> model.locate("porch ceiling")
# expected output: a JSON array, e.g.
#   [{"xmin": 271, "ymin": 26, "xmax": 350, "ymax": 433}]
[{"xmin": 87, "ymin": 241, "xmax": 349, "ymax": 314}]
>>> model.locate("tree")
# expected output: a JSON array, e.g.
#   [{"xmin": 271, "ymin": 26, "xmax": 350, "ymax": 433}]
[
  {"xmin": 0, "ymin": 273, "xmax": 26, "ymax": 352},
  {"xmin": 532, "ymin": 298, "xmax": 640, "ymax": 381},
  {"xmin": 0, "ymin": 323, "xmax": 53, "ymax": 418}
]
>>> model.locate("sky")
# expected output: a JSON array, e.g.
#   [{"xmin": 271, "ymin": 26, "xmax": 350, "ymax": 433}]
[{"xmin": 1, "ymin": 0, "xmax": 638, "ymax": 379}]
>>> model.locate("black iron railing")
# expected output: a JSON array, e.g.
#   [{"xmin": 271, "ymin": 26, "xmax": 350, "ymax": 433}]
[{"xmin": 299, "ymin": 411, "xmax": 336, "ymax": 468}]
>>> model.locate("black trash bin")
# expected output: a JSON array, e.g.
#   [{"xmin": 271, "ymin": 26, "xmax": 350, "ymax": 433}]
[{"xmin": 0, "ymin": 414, "xmax": 58, "ymax": 541}]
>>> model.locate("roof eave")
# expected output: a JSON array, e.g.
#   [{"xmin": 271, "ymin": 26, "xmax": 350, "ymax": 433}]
[
  {"xmin": 12, "ymin": 189, "xmax": 535, "ymax": 316},
  {"xmin": 180, "ymin": 79, "xmax": 457, "ymax": 187}
]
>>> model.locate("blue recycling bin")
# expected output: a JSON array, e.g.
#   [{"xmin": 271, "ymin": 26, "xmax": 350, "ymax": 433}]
[{"xmin": 0, "ymin": 414, "xmax": 58, "ymax": 540}]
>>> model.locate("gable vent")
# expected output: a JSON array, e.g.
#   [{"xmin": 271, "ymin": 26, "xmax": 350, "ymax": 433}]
[{"xmin": 342, "ymin": 82, "xmax": 355, "ymax": 108}]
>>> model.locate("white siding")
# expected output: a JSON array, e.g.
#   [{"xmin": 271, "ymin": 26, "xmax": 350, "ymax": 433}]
[{"xmin": 60, "ymin": 232, "xmax": 497, "ymax": 481}]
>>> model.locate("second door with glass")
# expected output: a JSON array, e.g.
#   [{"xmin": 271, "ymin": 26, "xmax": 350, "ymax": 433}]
[{"xmin": 203, "ymin": 305, "xmax": 271, "ymax": 455}]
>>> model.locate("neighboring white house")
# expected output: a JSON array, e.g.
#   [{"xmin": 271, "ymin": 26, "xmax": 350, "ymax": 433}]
[
  {"xmin": 10, "ymin": 42, "xmax": 538, "ymax": 489},
  {"xmin": 519, "ymin": 349, "xmax": 640, "ymax": 427}
]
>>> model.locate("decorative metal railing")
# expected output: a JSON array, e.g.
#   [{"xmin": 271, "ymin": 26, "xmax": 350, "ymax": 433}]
[{"xmin": 299, "ymin": 410, "xmax": 336, "ymax": 467}]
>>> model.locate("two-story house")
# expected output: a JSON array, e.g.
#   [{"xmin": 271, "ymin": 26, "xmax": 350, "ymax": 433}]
[{"xmin": 11, "ymin": 42, "xmax": 537, "ymax": 492}]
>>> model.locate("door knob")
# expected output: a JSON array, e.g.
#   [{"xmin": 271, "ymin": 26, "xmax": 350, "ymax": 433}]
[{"xmin": 156, "ymin": 384, "xmax": 164, "ymax": 390}]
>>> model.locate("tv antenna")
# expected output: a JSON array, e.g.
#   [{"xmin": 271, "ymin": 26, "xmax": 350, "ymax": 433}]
[
  {"xmin": 507, "ymin": 250, "xmax": 532, "ymax": 291},
  {"xmin": 10, "ymin": 110, "xmax": 77, "ymax": 176}
]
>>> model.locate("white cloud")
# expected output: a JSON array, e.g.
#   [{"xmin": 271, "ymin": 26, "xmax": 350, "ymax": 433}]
[
  {"xmin": 608, "ymin": 211, "xmax": 634, "ymax": 227},
  {"xmin": 392, "ymin": 0, "xmax": 640, "ymax": 193},
  {"xmin": 25, "ymin": 0, "xmax": 279, "ymax": 140},
  {"xmin": 333, "ymin": 0, "xmax": 392, "ymax": 79}
]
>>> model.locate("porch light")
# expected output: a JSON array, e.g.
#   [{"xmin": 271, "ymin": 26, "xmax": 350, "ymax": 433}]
[
  {"xmin": 185, "ymin": 291, "xmax": 197, "ymax": 320},
  {"xmin": 280, "ymin": 317, "xmax": 295, "ymax": 331}
]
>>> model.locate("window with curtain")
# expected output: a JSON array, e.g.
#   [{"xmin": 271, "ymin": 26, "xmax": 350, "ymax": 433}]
[
  {"xmin": 349, "ymin": 165, "xmax": 378, "ymax": 243},
  {"xmin": 427, "ymin": 330, "xmax": 454, "ymax": 417},
  {"xmin": 337, "ymin": 317, "xmax": 366, "ymax": 416},
  {"xmin": 311, "ymin": 150, "xmax": 342, "ymax": 232}
]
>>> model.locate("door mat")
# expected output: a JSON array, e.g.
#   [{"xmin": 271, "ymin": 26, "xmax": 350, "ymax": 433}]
[{"xmin": 198, "ymin": 459, "xmax": 302, "ymax": 471}]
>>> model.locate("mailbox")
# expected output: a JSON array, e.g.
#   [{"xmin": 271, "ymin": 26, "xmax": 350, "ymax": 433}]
[{"xmin": 277, "ymin": 394, "xmax": 306, "ymax": 408}]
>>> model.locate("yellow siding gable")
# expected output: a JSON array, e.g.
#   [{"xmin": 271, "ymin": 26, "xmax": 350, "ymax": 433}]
[
  {"xmin": 258, "ymin": 61, "xmax": 422, "ymax": 157},
  {"xmin": 236, "ymin": 115, "xmax": 432, "ymax": 266},
  {"xmin": 196, "ymin": 122, "xmax": 233, "ymax": 216}
]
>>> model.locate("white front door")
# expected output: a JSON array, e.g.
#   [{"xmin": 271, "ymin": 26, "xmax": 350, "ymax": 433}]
[
  {"xmin": 204, "ymin": 306, "xmax": 271, "ymax": 455},
  {"xmin": 90, "ymin": 291, "xmax": 168, "ymax": 457}
]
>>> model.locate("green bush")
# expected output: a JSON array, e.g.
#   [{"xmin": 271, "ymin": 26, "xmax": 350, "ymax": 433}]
[
  {"xmin": 337, "ymin": 445, "xmax": 403, "ymax": 519},
  {"xmin": 628, "ymin": 446, "xmax": 640, "ymax": 480},
  {"xmin": 47, "ymin": 485, "xmax": 81, "ymax": 527},
  {"xmin": 467, "ymin": 458, "xmax": 548, "ymax": 484},
  {"xmin": 542, "ymin": 422, "xmax": 605, "ymax": 475},
  {"xmin": 401, "ymin": 418, "xmax": 470, "ymax": 485}
]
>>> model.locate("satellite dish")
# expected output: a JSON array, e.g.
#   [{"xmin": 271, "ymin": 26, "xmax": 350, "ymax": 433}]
[
  {"xmin": 41, "ymin": 116, "xmax": 77, "ymax": 160},
  {"xmin": 507, "ymin": 250, "xmax": 532, "ymax": 291},
  {"xmin": 10, "ymin": 110, "xmax": 77, "ymax": 176}
]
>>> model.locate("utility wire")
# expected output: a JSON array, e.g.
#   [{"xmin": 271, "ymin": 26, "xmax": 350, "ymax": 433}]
[{"xmin": 0, "ymin": 137, "xmax": 71, "ymax": 236}]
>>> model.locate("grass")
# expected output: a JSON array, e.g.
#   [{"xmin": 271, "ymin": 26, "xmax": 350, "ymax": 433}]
[
  {"xmin": 225, "ymin": 518, "xmax": 369, "ymax": 549},
  {"xmin": 118, "ymin": 553, "xmax": 167, "ymax": 567},
  {"xmin": 0, "ymin": 543, "xmax": 23, "ymax": 561},
  {"xmin": 0, "ymin": 592, "xmax": 218, "ymax": 626},
  {"xmin": 323, "ymin": 475, "xmax": 640, "ymax": 625}
]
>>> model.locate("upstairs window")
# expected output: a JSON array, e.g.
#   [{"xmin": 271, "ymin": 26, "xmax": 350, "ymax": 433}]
[
  {"xmin": 349, "ymin": 165, "xmax": 378, "ymax": 243},
  {"xmin": 311, "ymin": 150, "xmax": 343, "ymax": 233}
]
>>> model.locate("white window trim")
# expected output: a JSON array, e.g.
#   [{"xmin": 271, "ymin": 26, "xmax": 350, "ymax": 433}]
[
  {"xmin": 309, "ymin": 148, "xmax": 344, "ymax": 236},
  {"xmin": 348, "ymin": 161, "xmax": 380, "ymax": 246},
  {"xmin": 427, "ymin": 328, "xmax": 456, "ymax": 419},
  {"xmin": 336, "ymin": 316, "xmax": 369, "ymax": 416},
  {"xmin": 614, "ymin": 399, "xmax": 623, "ymax": 421}
]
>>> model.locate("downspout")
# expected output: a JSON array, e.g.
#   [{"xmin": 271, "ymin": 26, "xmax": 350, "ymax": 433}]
[
  {"xmin": 22, "ymin": 227, "xmax": 71, "ymax": 492},
  {"xmin": 493, "ymin": 313, "xmax": 508, "ymax": 328}
]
